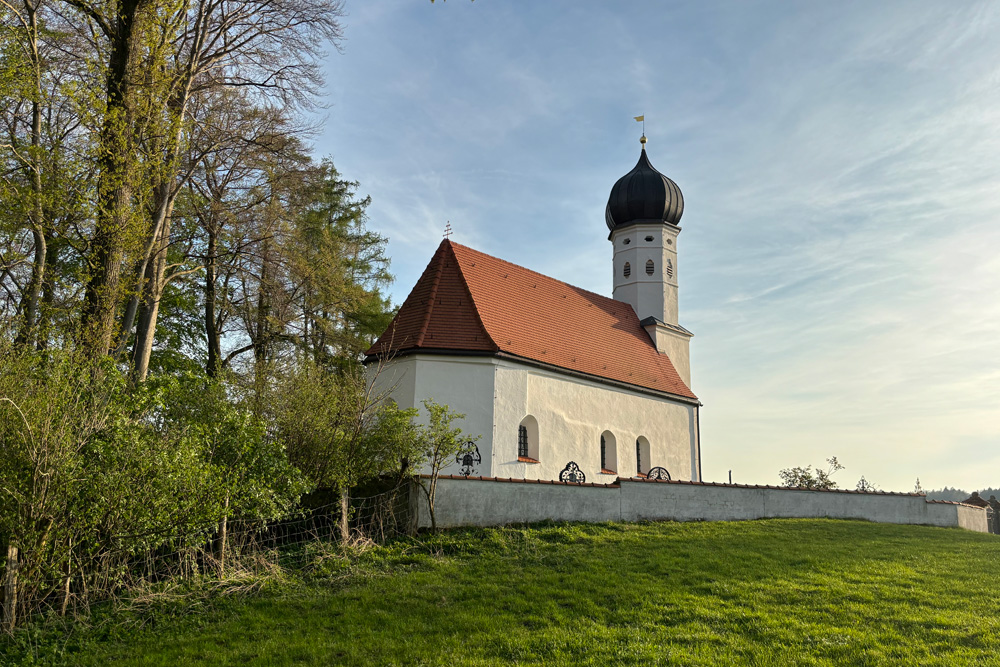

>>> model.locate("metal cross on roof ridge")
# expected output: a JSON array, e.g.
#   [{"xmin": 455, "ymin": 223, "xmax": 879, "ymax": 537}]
[{"xmin": 443, "ymin": 221, "xmax": 453, "ymax": 239}]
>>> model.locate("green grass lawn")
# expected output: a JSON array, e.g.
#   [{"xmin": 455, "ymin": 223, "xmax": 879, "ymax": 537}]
[{"xmin": 7, "ymin": 519, "xmax": 1000, "ymax": 666}]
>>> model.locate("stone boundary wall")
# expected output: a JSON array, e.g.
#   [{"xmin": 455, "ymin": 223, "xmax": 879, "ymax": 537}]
[{"xmin": 418, "ymin": 476, "xmax": 989, "ymax": 533}]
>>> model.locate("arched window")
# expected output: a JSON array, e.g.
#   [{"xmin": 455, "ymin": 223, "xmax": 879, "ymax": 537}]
[
  {"xmin": 600, "ymin": 431, "xmax": 617, "ymax": 473},
  {"xmin": 636, "ymin": 436, "xmax": 651, "ymax": 476},
  {"xmin": 518, "ymin": 415, "xmax": 539, "ymax": 462},
  {"xmin": 645, "ymin": 259, "xmax": 655, "ymax": 275},
  {"xmin": 623, "ymin": 262, "xmax": 631, "ymax": 278}
]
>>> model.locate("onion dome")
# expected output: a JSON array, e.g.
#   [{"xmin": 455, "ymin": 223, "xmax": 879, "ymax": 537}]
[{"xmin": 605, "ymin": 140, "xmax": 684, "ymax": 231}]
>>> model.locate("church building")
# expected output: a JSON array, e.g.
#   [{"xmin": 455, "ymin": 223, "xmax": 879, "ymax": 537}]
[{"xmin": 366, "ymin": 138, "xmax": 701, "ymax": 484}]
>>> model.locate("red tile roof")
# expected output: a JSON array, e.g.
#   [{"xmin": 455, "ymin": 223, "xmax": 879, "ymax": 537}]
[{"xmin": 367, "ymin": 240, "xmax": 697, "ymax": 401}]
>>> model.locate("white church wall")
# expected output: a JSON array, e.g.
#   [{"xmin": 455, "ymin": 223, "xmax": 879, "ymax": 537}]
[
  {"xmin": 417, "ymin": 477, "xmax": 989, "ymax": 533},
  {"xmin": 491, "ymin": 358, "xmax": 699, "ymax": 484},
  {"xmin": 493, "ymin": 364, "xmax": 530, "ymax": 479},
  {"xmin": 371, "ymin": 354, "xmax": 699, "ymax": 482},
  {"xmin": 369, "ymin": 354, "xmax": 497, "ymax": 477}
]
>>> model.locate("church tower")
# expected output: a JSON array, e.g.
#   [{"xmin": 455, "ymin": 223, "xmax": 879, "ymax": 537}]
[{"xmin": 606, "ymin": 136, "xmax": 693, "ymax": 388}]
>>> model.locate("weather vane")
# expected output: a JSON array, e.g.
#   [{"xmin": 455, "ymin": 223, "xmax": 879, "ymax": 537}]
[
  {"xmin": 634, "ymin": 114, "xmax": 646, "ymax": 146},
  {"xmin": 443, "ymin": 221, "xmax": 452, "ymax": 239}
]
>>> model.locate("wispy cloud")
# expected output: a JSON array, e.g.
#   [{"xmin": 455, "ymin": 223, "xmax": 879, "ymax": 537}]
[{"xmin": 316, "ymin": 0, "xmax": 1000, "ymax": 492}]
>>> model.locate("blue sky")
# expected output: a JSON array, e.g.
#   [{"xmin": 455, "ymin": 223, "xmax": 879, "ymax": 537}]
[{"xmin": 315, "ymin": 0, "xmax": 1000, "ymax": 492}]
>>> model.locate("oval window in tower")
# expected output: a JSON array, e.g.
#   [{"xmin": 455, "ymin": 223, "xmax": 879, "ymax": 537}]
[
  {"xmin": 623, "ymin": 262, "xmax": 631, "ymax": 278},
  {"xmin": 646, "ymin": 259, "xmax": 655, "ymax": 276}
]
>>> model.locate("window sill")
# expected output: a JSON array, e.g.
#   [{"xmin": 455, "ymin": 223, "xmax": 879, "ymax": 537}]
[
  {"xmin": 635, "ymin": 472, "xmax": 648, "ymax": 478},
  {"xmin": 518, "ymin": 456, "xmax": 540, "ymax": 464},
  {"xmin": 599, "ymin": 469, "xmax": 617, "ymax": 475}
]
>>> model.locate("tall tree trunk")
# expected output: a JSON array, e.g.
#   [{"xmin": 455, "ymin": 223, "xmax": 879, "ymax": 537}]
[
  {"xmin": 119, "ymin": 92, "xmax": 189, "ymax": 364},
  {"xmin": 81, "ymin": 0, "xmax": 143, "ymax": 357},
  {"xmin": 2, "ymin": 544, "xmax": 18, "ymax": 633},
  {"xmin": 204, "ymin": 224, "xmax": 221, "ymax": 376},
  {"xmin": 252, "ymin": 245, "xmax": 272, "ymax": 399},
  {"xmin": 131, "ymin": 209, "xmax": 172, "ymax": 382},
  {"xmin": 36, "ymin": 235, "xmax": 58, "ymax": 351},
  {"xmin": 14, "ymin": 0, "xmax": 45, "ymax": 348}
]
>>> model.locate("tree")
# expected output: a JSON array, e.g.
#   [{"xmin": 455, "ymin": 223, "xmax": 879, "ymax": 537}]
[
  {"xmin": 856, "ymin": 476, "xmax": 880, "ymax": 493},
  {"xmin": 414, "ymin": 399, "xmax": 478, "ymax": 534},
  {"xmin": 286, "ymin": 159, "xmax": 393, "ymax": 364},
  {"xmin": 778, "ymin": 456, "xmax": 844, "ymax": 490},
  {"xmin": 156, "ymin": 372, "xmax": 306, "ymax": 573},
  {"xmin": 272, "ymin": 359, "xmax": 421, "ymax": 541}
]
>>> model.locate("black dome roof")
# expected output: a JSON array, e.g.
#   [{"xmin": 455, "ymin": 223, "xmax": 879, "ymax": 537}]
[{"xmin": 605, "ymin": 146, "xmax": 684, "ymax": 231}]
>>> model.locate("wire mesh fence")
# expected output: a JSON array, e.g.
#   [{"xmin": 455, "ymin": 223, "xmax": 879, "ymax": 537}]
[{"xmin": 1, "ymin": 479, "xmax": 416, "ymax": 633}]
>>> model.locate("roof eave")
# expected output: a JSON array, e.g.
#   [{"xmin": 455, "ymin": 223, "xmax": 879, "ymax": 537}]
[{"xmin": 365, "ymin": 347, "xmax": 700, "ymax": 406}]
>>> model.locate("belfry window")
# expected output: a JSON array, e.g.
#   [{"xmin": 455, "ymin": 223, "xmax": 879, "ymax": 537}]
[
  {"xmin": 623, "ymin": 262, "xmax": 631, "ymax": 278},
  {"xmin": 646, "ymin": 259, "xmax": 655, "ymax": 275}
]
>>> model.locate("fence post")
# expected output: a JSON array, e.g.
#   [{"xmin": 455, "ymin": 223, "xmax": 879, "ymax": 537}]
[
  {"xmin": 216, "ymin": 494, "xmax": 230, "ymax": 576},
  {"xmin": 2, "ymin": 544, "xmax": 17, "ymax": 633},
  {"xmin": 407, "ymin": 479, "xmax": 420, "ymax": 537},
  {"xmin": 339, "ymin": 488, "xmax": 349, "ymax": 542}
]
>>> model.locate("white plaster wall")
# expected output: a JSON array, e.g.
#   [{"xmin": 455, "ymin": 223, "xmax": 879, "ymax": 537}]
[
  {"xmin": 418, "ymin": 477, "xmax": 990, "ymax": 533},
  {"xmin": 955, "ymin": 504, "xmax": 990, "ymax": 532},
  {"xmin": 369, "ymin": 355, "xmax": 497, "ymax": 477},
  {"xmin": 492, "ymin": 358, "xmax": 698, "ymax": 484},
  {"xmin": 419, "ymin": 478, "xmax": 620, "ymax": 528},
  {"xmin": 619, "ymin": 482, "xmax": 988, "ymax": 530},
  {"xmin": 372, "ymin": 355, "xmax": 698, "ymax": 483},
  {"xmin": 656, "ymin": 327, "xmax": 694, "ymax": 390}
]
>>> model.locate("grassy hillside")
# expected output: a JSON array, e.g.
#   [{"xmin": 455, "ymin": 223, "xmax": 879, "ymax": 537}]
[{"xmin": 6, "ymin": 519, "xmax": 1000, "ymax": 666}]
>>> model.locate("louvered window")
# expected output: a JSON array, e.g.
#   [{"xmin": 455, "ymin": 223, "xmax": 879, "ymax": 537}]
[
  {"xmin": 646, "ymin": 259, "xmax": 654, "ymax": 275},
  {"xmin": 518, "ymin": 425, "xmax": 528, "ymax": 458},
  {"xmin": 600, "ymin": 435, "xmax": 607, "ymax": 470},
  {"xmin": 636, "ymin": 439, "xmax": 642, "ymax": 474},
  {"xmin": 623, "ymin": 262, "xmax": 631, "ymax": 278}
]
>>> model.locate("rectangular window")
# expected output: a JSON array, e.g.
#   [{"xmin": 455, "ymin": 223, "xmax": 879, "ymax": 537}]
[
  {"xmin": 518, "ymin": 425, "xmax": 528, "ymax": 458},
  {"xmin": 601, "ymin": 436, "xmax": 607, "ymax": 470},
  {"xmin": 636, "ymin": 440, "xmax": 642, "ymax": 475}
]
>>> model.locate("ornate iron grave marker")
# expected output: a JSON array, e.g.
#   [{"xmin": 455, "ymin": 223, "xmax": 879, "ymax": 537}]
[
  {"xmin": 559, "ymin": 461, "xmax": 586, "ymax": 484},
  {"xmin": 456, "ymin": 443, "xmax": 482, "ymax": 477}
]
